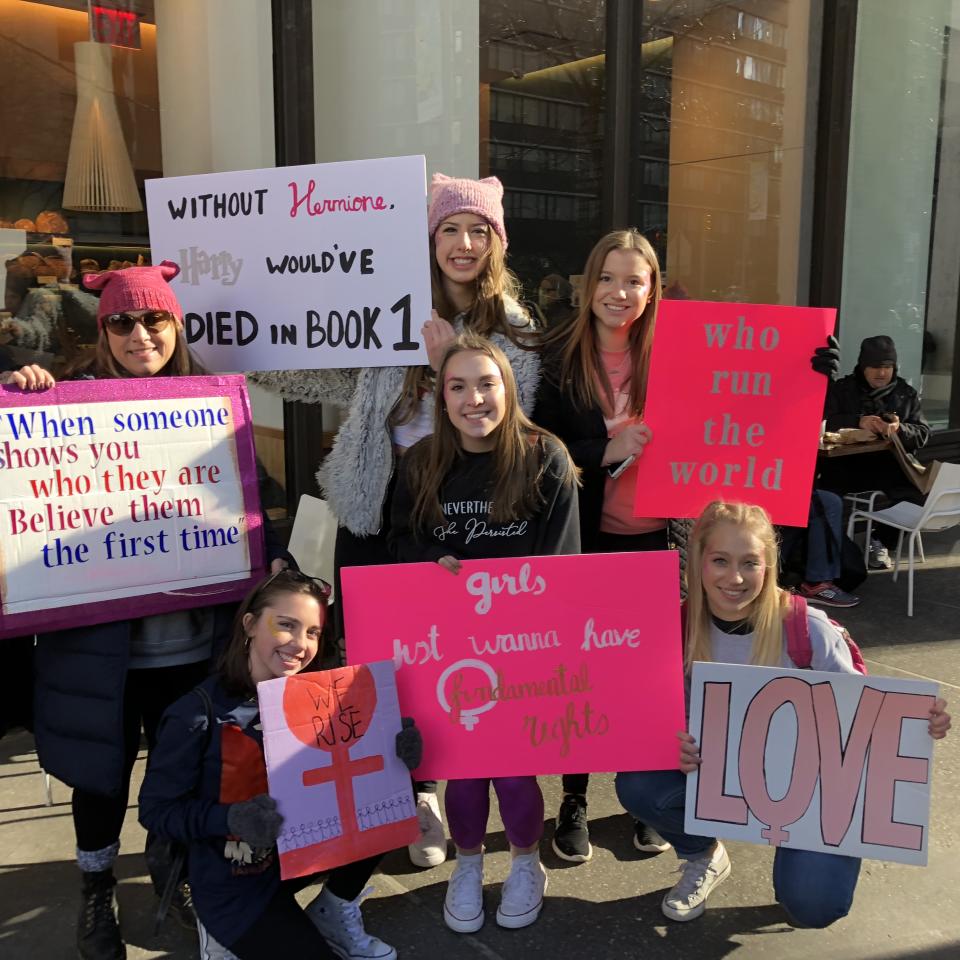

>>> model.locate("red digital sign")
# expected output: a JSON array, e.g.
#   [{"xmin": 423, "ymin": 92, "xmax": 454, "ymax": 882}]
[{"xmin": 89, "ymin": 4, "xmax": 141, "ymax": 50}]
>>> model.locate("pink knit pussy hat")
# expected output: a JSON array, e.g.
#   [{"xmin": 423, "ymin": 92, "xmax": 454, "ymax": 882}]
[
  {"xmin": 427, "ymin": 173, "xmax": 508, "ymax": 250},
  {"xmin": 83, "ymin": 260, "xmax": 183, "ymax": 328}
]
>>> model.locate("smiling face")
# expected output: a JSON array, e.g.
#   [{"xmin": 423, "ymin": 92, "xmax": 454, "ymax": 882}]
[
  {"xmin": 591, "ymin": 249, "xmax": 653, "ymax": 340},
  {"xmin": 700, "ymin": 522, "xmax": 768, "ymax": 621},
  {"xmin": 245, "ymin": 593, "xmax": 324, "ymax": 685},
  {"xmin": 863, "ymin": 363, "xmax": 895, "ymax": 389},
  {"xmin": 106, "ymin": 310, "xmax": 180, "ymax": 377},
  {"xmin": 442, "ymin": 349, "xmax": 507, "ymax": 452},
  {"xmin": 434, "ymin": 214, "xmax": 491, "ymax": 288}
]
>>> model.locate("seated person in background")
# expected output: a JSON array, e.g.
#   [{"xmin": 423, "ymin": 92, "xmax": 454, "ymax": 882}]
[
  {"xmin": 780, "ymin": 490, "xmax": 861, "ymax": 609},
  {"xmin": 819, "ymin": 335, "xmax": 930, "ymax": 570}
]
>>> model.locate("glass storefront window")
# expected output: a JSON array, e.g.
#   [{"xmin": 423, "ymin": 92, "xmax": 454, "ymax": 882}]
[
  {"xmin": 841, "ymin": 0, "xmax": 960, "ymax": 430},
  {"xmin": 633, "ymin": 0, "xmax": 816, "ymax": 306},
  {"xmin": 481, "ymin": 0, "xmax": 607, "ymax": 323}
]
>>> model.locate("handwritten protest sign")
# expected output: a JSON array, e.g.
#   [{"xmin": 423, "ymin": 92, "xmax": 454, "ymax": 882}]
[
  {"xmin": 259, "ymin": 661, "xmax": 419, "ymax": 879},
  {"xmin": 685, "ymin": 662, "xmax": 938, "ymax": 865},
  {"xmin": 0, "ymin": 376, "xmax": 264, "ymax": 639},
  {"xmin": 637, "ymin": 301, "xmax": 835, "ymax": 525},
  {"xmin": 145, "ymin": 155, "xmax": 430, "ymax": 371},
  {"xmin": 343, "ymin": 552, "xmax": 686, "ymax": 779}
]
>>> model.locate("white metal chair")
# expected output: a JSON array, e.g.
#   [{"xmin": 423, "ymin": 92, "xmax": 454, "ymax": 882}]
[
  {"xmin": 844, "ymin": 489, "xmax": 925, "ymax": 564},
  {"xmin": 846, "ymin": 463, "xmax": 960, "ymax": 616}
]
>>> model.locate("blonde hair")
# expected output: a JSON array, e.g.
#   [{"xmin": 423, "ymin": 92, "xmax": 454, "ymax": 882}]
[
  {"xmin": 392, "ymin": 226, "xmax": 527, "ymax": 426},
  {"xmin": 542, "ymin": 229, "xmax": 661, "ymax": 417},
  {"xmin": 684, "ymin": 501, "xmax": 790, "ymax": 670},
  {"xmin": 406, "ymin": 334, "xmax": 578, "ymax": 530}
]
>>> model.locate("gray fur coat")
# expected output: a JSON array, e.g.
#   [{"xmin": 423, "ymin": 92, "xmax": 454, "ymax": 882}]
[{"xmin": 248, "ymin": 299, "xmax": 540, "ymax": 535}]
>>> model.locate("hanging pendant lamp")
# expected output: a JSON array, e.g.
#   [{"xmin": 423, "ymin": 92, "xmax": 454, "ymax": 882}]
[{"xmin": 63, "ymin": 41, "xmax": 143, "ymax": 213}]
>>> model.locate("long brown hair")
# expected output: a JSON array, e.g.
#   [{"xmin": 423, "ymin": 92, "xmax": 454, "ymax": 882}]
[
  {"xmin": 684, "ymin": 501, "xmax": 790, "ymax": 671},
  {"xmin": 218, "ymin": 570, "xmax": 330, "ymax": 699},
  {"xmin": 543, "ymin": 229, "xmax": 661, "ymax": 417},
  {"xmin": 67, "ymin": 325, "xmax": 208, "ymax": 379},
  {"xmin": 392, "ymin": 227, "xmax": 528, "ymax": 425},
  {"xmin": 406, "ymin": 334, "xmax": 578, "ymax": 530}
]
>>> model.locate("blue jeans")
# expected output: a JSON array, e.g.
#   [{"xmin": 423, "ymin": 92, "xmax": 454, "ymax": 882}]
[
  {"xmin": 806, "ymin": 490, "xmax": 844, "ymax": 583},
  {"xmin": 615, "ymin": 769, "xmax": 862, "ymax": 928}
]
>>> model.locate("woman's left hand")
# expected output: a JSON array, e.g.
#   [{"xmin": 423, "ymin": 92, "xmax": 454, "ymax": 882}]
[
  {"xmin": 395, "ymin": 717, "xmax": 423, "ymax": 770},
  {"xmin": 422, "ymin": 310, "xmax": 457, "ymax": 372},
  {"xmin": 811, "ymin": 336, "xmax": 840, "ymax": 380},
  {"xmin": 0, "ymin": 364, "xmax": 56, "ymax": 391},
  {"xmin": 438, "ymin": 555, "xmax": 462, "ymax": 575},
  {"xmin": 678, "ymin": 730, "xmax": 701, "ymax": 773},
  {"xmin": 270, "ymin": 557, "xmax": 289, "ymax": 575},
  {"xmin": 929, "ymin": 698, "xmax": 951, "ymax": 740}
]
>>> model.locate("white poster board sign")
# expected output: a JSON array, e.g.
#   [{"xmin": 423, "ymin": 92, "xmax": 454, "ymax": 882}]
[
  {"xmin": 685, "ymin": 662, "xmax": 938, "ymax": 865},
  {"xmin": 145, "ymin": 155, "xmax": 430, "ymax": 371}
]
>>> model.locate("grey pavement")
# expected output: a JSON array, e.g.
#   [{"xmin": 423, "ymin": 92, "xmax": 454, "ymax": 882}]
[{"xmin": 2, "ymin": 529, "xmax": 958, "ymax": 959}]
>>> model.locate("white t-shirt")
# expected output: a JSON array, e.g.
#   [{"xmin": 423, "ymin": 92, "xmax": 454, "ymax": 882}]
[
  {"xmin": 708, "ymin": 605, "xmax": 858, "ymax": 674},
  {"xmin": 391, "ymin": 393, "xmax": 435, "ymax": 451}
]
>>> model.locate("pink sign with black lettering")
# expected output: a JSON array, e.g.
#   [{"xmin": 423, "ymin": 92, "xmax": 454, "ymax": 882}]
[
  {"xmin": 342, "ymin": 552, "xmax": 686, "ymax": 779},
  {"xmin": 685, "ymin": 663, "xmax": 938, "ymax": 865},
  {"xmin": 636, "ymin": 300, "xmax": 835, "ymax": 526}
]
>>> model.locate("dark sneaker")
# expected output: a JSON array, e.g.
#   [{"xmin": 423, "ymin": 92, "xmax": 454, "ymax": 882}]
[
  {"xmin": 868, "ymin": 539, "xmax": 893, "ymax": 570},
  {"xmin": 551, "ymin": 794, "xmax": 592, "ymax": 862},
  {"xmin": 78, "ymin": 871, "xmax": 125, "ymax": 960},
  {"xmin": 797, "ymin": 581, "xmax": 861, "ymax": 608},
  {"xmin": 633, "ymin": 821, "xmax": 672, "ymax": 853}
]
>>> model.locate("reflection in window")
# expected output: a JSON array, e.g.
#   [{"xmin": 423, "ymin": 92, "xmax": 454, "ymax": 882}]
[{"xmin": 481, "ymin": 0, "xmax": 606, "ymax": 301}]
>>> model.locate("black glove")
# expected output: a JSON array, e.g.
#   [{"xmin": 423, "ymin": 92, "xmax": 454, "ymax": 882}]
[
  {"xmin": 811, "ymin": 335, "xmax": 840, "ymax": 380},
  {"xmin": 395, "ymin": 716, "xmax": 423, "ymax": 771},
  {"xmin": 226, "ymin": 794, "xmax": 283, "ymax": 847}
]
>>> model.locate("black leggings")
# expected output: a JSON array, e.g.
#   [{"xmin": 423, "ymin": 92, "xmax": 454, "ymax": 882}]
[
  {"xmin": 562, "ymin": 526, "xmax": 669, "ymax": 797},
  {"xmin": 73, "ymin": 660, "xmax": 211, "ymax": 854},
  {"xmin": 228, "ymin": 855, "xmax": 382, "ymax": 959}
]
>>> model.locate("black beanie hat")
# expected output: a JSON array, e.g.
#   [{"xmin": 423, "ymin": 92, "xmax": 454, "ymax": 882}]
[{"xmin": 858, "ymin": 335, "xmax": 897, "ymax": 367}]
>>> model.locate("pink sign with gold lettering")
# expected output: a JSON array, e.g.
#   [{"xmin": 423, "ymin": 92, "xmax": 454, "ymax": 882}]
[
  {"xmin": 342, "ymin": 552, "xmax": 686, "ymax": 779},
  {"xmin": 686, "ymin": 663, "xmax": 938, "ymax": 865},
  {"xmin": 636, "ymin": 301, "xmax": 835, "ymax": 526}
]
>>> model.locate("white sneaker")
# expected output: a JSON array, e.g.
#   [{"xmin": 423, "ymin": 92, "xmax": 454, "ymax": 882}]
[
  {"xmin": 306, "ymin": 886, "xmax": 397, "ymax": 960},
  {"xmin": 197, "ymin": 920, "xmax": 239, "ymax": 960},
  {"xmin": 408, "ymin": 791, "xmax": 447, "ymax": 868},
  {"xmin": 496, "ymin": 853, "xmax": 547, "ymax": 929},
  {"xmin": 443, "ymin": 851, "xmax": 485, "ymax": 933},
  {"xmin": 661, "ymin": 842, "xmax": 731, "ymax": 922}
]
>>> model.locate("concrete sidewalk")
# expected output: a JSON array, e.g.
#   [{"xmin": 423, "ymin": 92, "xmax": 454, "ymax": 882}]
[{"xmin": 2, "ymin": 530, "xmax": 958, "ymax": 959}]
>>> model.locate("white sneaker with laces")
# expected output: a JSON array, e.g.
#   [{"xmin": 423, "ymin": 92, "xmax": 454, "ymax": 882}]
[
  {"xmin": 496, "ymin": 853, "xmax": 548, "ymax": 929},
  {"xmin": 661, "ymin": 842, "xmax": 731, "ymax": 922},
  {"xmin": 306, "ymin": 886, "xmax": 397, "ymax": 960},
  {"xmin": 443, "ymin": 851, "xmax": 485, "ymax": 933},
  {"xmin": 408, "ymin": 791, "xmax": 447, "ymax": 868},
  {"xmin": 869, "ymin": 538, "xmax": 893, "ymax": 570}
]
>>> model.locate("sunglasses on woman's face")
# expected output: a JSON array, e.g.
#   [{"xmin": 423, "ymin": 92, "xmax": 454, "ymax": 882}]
[{"xmin": 103, "ymin": 310, "xmax": 177, "ymax": 335}]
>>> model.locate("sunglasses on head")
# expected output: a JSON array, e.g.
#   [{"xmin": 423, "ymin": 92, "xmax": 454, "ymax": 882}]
[
  {"xmin": 103, "ymin": 310, "xmax": 177, "ymax": 335},
  {"xmin": 255, "ymin": 568, "xmax": 332, "ymax": 601}
]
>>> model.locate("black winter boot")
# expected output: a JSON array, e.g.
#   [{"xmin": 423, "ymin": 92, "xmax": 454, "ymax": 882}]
[{"xmin": 77, "ymin": 869, "xmax": 125, "ymax": 960}]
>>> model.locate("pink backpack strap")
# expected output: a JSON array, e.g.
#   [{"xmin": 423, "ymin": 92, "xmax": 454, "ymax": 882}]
[{"xmin": 785, "ymin": 593, "xmax": 812, "ymax": 668}]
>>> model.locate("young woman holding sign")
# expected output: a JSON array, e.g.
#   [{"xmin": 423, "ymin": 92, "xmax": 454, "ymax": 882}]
[
  {"xmin": 615, "ymin": 500, "xmax": 951, "ymax": 926},
  {"xmin": 532, "ymin": 229, "xmax": 672, "ymax": 862},
  {"xmin": 3, "ymin": 263, "xmax": 291, "ymax": 960},
  {"xmin": 532, "ymin": 230, "xmax": 842, "ymax": 863},
  {"xmin": 249, "ymin": 174, "xmax": 540, "ymax": 869},
  {"xmin": 388, "ymin": 334, "xmax": 579, "ymax": 934},
  {"xmin": 140, "ymin": 569, "xmax": 421, "ymax": 960}
]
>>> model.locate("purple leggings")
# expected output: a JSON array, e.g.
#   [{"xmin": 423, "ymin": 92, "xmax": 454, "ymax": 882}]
[{"xmin": 444, "ymin": 777, "xmax": 544, "ymax": 849}]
